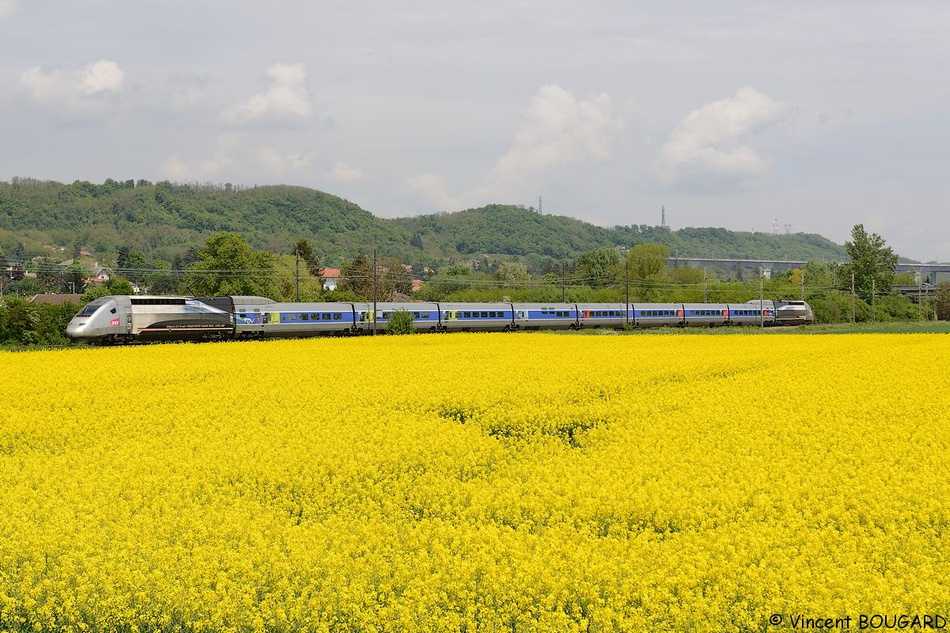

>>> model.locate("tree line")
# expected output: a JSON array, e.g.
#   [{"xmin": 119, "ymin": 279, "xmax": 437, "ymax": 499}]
[{"xmin": 3, "ymin": 224, "xmax": 949, "ymax": 346}]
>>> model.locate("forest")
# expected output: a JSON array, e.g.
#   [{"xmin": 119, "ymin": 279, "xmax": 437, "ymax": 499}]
[{"xmin": 1, "ymin": 177, "xmax": 848, "ymax": 271}]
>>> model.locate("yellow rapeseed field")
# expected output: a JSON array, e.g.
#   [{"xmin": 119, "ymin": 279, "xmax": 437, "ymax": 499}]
[{"xmin": 2, "ymin": 333, "xmax": 949, "ymax": 632}]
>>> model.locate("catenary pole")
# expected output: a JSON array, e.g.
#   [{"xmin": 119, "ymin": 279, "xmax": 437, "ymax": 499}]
[{"xmin": 372, "ymin": 248, "xmax": 378, "ymax": 336}]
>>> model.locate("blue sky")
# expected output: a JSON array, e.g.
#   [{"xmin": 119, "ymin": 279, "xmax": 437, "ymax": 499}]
[{"xmin": 1, "ymin": 0, "xmax": 947, "ymax": 261}]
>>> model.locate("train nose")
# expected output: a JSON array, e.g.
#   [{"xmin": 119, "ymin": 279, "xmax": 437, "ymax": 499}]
[{"xmin": 66, "ymin": 320, "xmax": 87, "ymax": 340}]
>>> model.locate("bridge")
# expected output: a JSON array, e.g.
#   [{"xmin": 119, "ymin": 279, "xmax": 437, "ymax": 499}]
[{"xmin": 669, "ymin": 257, "xmax": 950, "ymax": 285}]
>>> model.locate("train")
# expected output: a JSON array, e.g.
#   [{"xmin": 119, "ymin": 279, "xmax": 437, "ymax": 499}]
[{"xmin": 65, "ymin": 296, "xmax": 814, "ymax": 344}]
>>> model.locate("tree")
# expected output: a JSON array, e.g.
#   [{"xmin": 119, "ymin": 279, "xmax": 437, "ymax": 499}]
[
  {"xmin": 627, "ymin": 243, "xmax": 670, "ymax": 280},
  {"xmin": 182, "ymin": 232, "xmax": 275, "ymax": 297},
  {"xmin": 0, "ymin": 297, "xmax": 40, "ymax": 344},
  {"xmin": 339, "ymin": 254, "xmax": 374, "ymax": 298},
  {"xmin": 34, "ymin": 257, "xmax": 62, "ymax": 292},
  {"xmin": 625, "ymin": 243, "xmax": 670, "ymax": 301},
  {"xmin": 386, "ymin": 309, "xmax": 415, "ymax": 335},
  {"xmin": 380, "ymin": 258, "xmax": 413, "ymax": 298},
  {"xmin": 936, "ymin": 282, "xmax": 950, "ymax": 321},
  {"xmin": 117, "ymin": 248, "xmax": 148, "ymax": 284},
  {"xmin": 292, "ymin": 239, "xmax": 323, "ymax": 277},
  {"xmin": 494, "ymin": 262, "xmax": 530, "ymax": 286},
  {"xmin": 338, "ymin": 254, "xmax": 412, "ymax": 300},
  {"xmin": 61, "ymin": 262, "xmax": 85, "ymax": 294},
  {"xmin": 575, "ymin": 247, "xmax": 621, "ymax": 288},
  {"xmin": 839, "ymin": 224, "xmax": 898, "ymax": 296}
]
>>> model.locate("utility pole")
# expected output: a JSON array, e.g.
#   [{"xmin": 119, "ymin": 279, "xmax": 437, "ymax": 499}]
[
  {"xmin": 625, "ymin": 259, "xmax": 630, "ymax": 325},
  {"xmin": 759, "ymin": 270, "xmax": 765, "ymax": 328},
  {"xmin": 703, "ymin": 268, "xmax": 708, "ymax": 302},
  {"xmin": 294, "ymin": 247, "xmax": 300, "ymax": 302},
  {"xmin": 871, "ymin": 279, "xmax": 876, "ymax": 322},
  {"xmin": 918, "ymin": 272, "xmax": 923, "ymax": 321},
  {"xmin": 372, "ymin": 248, "xmax": 378, "ymax": 336},
  {"xmin": 851, "ymin": 273, "xmax": 858, "ymax": 323},
  {"xmin": 800, "ymin": 270, "xmax": 805, "ymax": 301},
  {"xmin": 561, "ymin": 263, "xmax": 566, "ymax": 302}
]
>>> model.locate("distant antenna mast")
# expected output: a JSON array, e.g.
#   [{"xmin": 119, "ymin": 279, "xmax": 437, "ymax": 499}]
[
  {"xmin": 772, "ymin": 218, "xmax": 779, "ymax": 236},
  {"xmin": 784, "ymin": 223, "xmax": 792, "ymax": 235},
  {"xmin": 661, "ymin": 205, "xmax": 667, "ymax": 230},
  {"xmin": 539, "ymin": 195, "xmax": 542, "ymax": 214}
]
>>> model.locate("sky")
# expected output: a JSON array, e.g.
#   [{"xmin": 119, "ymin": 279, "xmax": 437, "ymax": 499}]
[{"xmin": 1, "ymin": 0, "xmax": 948, "ymax": 261}]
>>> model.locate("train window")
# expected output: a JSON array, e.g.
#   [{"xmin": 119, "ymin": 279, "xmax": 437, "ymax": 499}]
[
  {"xmin": 301, "ymin": 313, "xmax": 310, "ymax": 321},
  {"xmin": 334, "ymin": 313, "xmax": 342, "ymax": 320},
  {"xmin": 463, "ymin": 311, "xmax": 470, "ymax": 318},
  {"xmin": 480, "ymin": 311, "xmax": 487, "ymax": 318}
]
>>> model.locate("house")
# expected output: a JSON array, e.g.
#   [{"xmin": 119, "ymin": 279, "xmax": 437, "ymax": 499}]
[
  {"xmin": 321, "ymin": 268, "xmax": 341, "ymax": 291},
  {"xmin": 29, "ymin": 294, "xmax": 83, "ymax": 305}
]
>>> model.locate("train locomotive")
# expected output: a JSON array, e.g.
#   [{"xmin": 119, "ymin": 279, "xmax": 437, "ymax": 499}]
[{"xmin": 66, "ymin": 296, "xmax": 814, "ymax": 344}]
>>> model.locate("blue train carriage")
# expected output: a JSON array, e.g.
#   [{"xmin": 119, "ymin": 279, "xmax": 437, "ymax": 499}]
[
  {"xmin": 369, "ymin": 302, "xmax": 442, "ymax": 333},
  {"xmin": 577, "ymin": 303, "xmax": 630, "ymax": 329},
  {"xmin": 238, "ymin": 300, "xmax": 358, "ymax": 337},
  {"xmin": 727, "ymin": 301, "xmax": 774, "ymax": 326},
  {"xmin": 682, "ymin": 303, "xmax": 730, "ymax": 327},
  {"xmin": 440, "ymin": 302, "xmax": 515, "ymax": 332},
  {"xmin": 633, "ymin": 303, "xmax": 684, "ymax": 328},
  {"xmin": 231, "ymin": 296, "xmax": 276, "ymax": 338},
  {"xmin": 511, "ymin": 303, "xmax": 579, "ymax": 330}
]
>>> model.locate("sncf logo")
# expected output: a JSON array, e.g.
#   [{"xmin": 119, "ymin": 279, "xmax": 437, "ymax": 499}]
[{"xmin": 110, "ymin": 318, "xmax": 121, "ymax": 326}]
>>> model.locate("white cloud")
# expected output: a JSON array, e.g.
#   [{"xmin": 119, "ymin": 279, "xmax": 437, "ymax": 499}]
[
  {"xmin": 81, "ymin": 60, "xmax": 124, "ymax": 94},
  {"xmin": 405, "ymin": 173, "xmax": 456, "ymax": 210},
  {"xmin": 491, "ymin": 84, "xmax": 620, "ymax": 183},
  {"xmin": 20, "ymin": 59, "xmax": 125, "ymax": 107},
  {"xmin": 165, "ymin": 72, "xmax": 211, "ymax": 110},
  {"xmin": 0, "ymin": 0, "xmax": 18, "ymax": 20},
  {"xmin": 328, "ymin": 162, "xmax": 365, "ymax": 183},
  {"xmin": 161, "ymin": 155, "xmax": 190, "ymax": 181},
  {"xmin": 20, "ymin": 60, "xmax": 125, "ymax": 120},
  {"xmin": 223, "ymin": 63, "xmax": 313, "ymax": 125},
  {"xmin": 163, "ymin": 135, "xmax": 314, "ymax": 180},
  {"xmin": 656, "ymin": 86, "xmax": 787, "ymax": 189},
  {"xmin": 405, "ymin": 83, "xmax": 621, "ymax": 211},
  {"xmin": 259, "ymin": 148, "xmax": 313, "ymax": 173}
]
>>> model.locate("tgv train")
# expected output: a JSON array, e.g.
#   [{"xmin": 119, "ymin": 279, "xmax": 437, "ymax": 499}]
[{"xmin": 66, "ymin": 295, "xmax": 814, "ymax": 344}]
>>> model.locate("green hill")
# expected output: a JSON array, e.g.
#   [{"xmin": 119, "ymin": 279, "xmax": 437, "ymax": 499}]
[{"xmin": 1, "ymin": 178, "xmax": 848, "ymax": 269}]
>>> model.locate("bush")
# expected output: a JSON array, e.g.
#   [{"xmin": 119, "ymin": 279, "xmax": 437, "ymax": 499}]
[
  {"xmin": 809, "ymin": 291, "xmax": 870, "ymax": 323},
  {"xmin": 386, "ymin": 309, "xmax": 415, "ymax": 335}
]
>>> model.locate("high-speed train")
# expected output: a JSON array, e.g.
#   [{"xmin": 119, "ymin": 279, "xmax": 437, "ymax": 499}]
[{"xmin": 66, "ymin": 295, "xmax": 814, "ymax": 344}]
